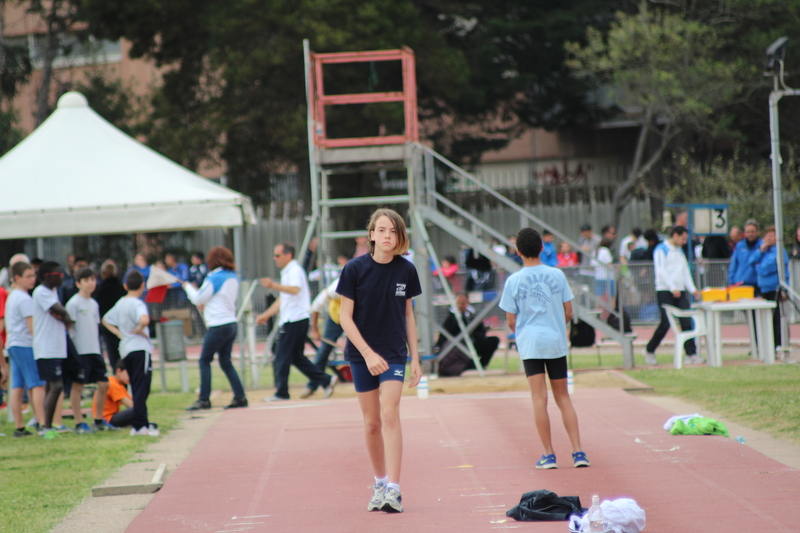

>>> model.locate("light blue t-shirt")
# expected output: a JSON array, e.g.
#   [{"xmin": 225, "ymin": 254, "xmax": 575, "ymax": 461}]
[{"xmin": 499, "ymin": 265, "xmax": 574, "ymax": 360}]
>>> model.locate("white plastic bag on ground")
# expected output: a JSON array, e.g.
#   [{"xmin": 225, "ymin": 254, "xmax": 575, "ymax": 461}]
[
  {"xmin": 568, "ymin": 498, "xmax": 646, "ymax": 533},
  {"xmin": 663, "ymin": 413, "xmax": 702, "ymax": 431}
]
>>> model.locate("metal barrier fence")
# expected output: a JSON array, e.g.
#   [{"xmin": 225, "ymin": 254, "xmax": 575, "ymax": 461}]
[{"xmin": 150, "ymin": 257, "xmax": 800, "ymax": 342}]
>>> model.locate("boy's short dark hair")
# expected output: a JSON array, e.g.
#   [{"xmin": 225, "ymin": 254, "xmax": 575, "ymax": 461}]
[
  {"xmin": 670, "ymin": 225, "xmax": 688, "ymax": 237},
  {"xmin": 192, "ymin": 251, "xmax": 204, "ymax": 261},
  {"xmin": 125, "ymin": 270, "xmax": 144, "ymax": 291},
  {"xmin": 39, "ymin": 261, "xmax": 61, "ymax": 277},
  {"xmin": 75, "ymin": 267, "xmax": 95, "ymax": 282},
  {"xmin": 644, "ymin": 229, "xmax": 659, "ymax": 242},
  {"xmin": 542, "ymin": 229, "xmax": 552, "ymax": 237},
  {"xmin": 115, "ymin": 359, "xmax": 126, "ymax": 372},
  {"xmin": 632, "ymin": 227, "xmax": 643, "ymax": 238},
  {"xmin": 515, "ymin": 228, "xmax": 542, "ymax": 259}
]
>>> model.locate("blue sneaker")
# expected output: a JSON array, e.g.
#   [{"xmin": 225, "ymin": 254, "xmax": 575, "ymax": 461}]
[
  {"xmin": 535, "ymin": 454, "xmax": 557, "ymax": 469},
  {"xmin": 75, "ymin": 422, "xmax": 95, "ymax": 434},
  {"xmin": 96, "ymin": 420, "xmax": 120, "ymax": 431},
  {"xmin": 572, "ymin": 451, "xmax": 590, "ymax": 468}
]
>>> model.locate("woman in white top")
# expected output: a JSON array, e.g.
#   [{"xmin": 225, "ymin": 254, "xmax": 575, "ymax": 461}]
[
  {"xmin": 592, "ymin": 237, "xmax": 616, "ymax": 300},
  {"xmin": 6, "ymin": 262, "xmax": 47, "ymax": 436},
  {"xmin": 183, "ymin": 247, "xmax": 247, "ymax": 411}
]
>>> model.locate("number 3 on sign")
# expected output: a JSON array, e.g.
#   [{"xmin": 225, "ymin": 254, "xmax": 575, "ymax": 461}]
[{"xmin": 713, "ymin": 208, "xmax": 728, "ymax": 233}]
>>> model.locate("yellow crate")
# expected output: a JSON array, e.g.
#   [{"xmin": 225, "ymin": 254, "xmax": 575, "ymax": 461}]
[
  {"xmin": 728, "ymin": 286, "xmax": 755, "ymax": 301},
  {"xmin": 701, "ymin": 288, "xmax": 727, "ymax": 302}
]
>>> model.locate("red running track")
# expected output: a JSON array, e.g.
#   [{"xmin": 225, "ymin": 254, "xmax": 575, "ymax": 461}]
[{"xmin": 127, "ymin": 388, "xmax": 800, "ymax": 533}]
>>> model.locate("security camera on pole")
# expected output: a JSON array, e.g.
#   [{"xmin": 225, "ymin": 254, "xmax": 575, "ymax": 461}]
[{"xmin": 765, "ymin": 36, "xmax": 797, "ymax": 360}]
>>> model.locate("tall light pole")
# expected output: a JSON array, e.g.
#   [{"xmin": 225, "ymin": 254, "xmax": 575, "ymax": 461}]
[{"xmin": 765, "ymin": 37, "xmax": 797, "ymax": 357}]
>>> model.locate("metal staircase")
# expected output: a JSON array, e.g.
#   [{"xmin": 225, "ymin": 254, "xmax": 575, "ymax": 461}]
[{"xmin": 246, "ymin": 42, "xmax": 636, "ymax": 385}]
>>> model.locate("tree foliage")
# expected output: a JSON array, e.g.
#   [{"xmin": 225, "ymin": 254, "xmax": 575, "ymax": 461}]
[
  {"xmin": 567, "ymin": 5, "xmax": 741, "ymax": 230},
  {"xmin": 77, "ymin": 0, "xmax": 619, "ymax": 202},
  {"xmin": 666, "ymin": 151, "xmax": 800, "ymax": 242}
]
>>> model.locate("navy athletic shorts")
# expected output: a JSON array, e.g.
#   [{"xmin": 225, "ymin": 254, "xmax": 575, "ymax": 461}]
[{"xmin": 350, "ymin": 362, "xmax": 406, "ymax": 393}]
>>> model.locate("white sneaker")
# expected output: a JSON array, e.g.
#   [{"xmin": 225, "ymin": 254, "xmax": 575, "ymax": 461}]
[
  {"xmin": 644, "ymin": 351, "xmax": 657, "ymax": 366},
  {"xmin": 323, "ymin": 375, "xmax": 339, "ymax": 399},
  {"xmin": 147, "ymin": 424, "xmax": 160, "ymax": 437},
  {"xmin": 130, "ymin": 426, "xmax": 149, "ymax": 436},
  {"xmin": 367, "ymin": 483, "xmax": 386, "ymax": 511},
  {"xmin": 683, "ymin": 355, "xmax": 705, "ymax": 365}
]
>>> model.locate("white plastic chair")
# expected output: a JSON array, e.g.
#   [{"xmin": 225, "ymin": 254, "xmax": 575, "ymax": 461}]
[{"xmin": 661, "ymin": 304, "xmax": 707, "ymax": 369}]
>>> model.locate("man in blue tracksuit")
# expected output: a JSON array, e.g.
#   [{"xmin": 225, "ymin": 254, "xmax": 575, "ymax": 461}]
[
  {"xmin": 750, "ymin": 226, "xmax": 789, "ymax": 351},
  {"xmin": 728, "ymin": 220, "xmax": 763, "ymax": 292}
]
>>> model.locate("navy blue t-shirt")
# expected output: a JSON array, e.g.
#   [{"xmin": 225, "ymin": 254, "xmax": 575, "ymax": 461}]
[{"xmin": 336, "ymin": 254, "xmax": 422, "ymax": 364}]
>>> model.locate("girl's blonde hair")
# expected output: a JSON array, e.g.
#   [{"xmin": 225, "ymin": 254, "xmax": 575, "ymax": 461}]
[{"xmin": 367, "ymin": 208, "xmax": 410, "ymax": 256}]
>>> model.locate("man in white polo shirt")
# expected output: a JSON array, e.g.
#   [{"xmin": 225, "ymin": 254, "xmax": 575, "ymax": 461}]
[{"xmin": 257, "ymin": 243, "xmax": 337, "ymax": 401}]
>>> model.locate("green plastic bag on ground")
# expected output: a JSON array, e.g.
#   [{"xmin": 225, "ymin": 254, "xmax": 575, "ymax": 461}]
[{"xmin": 669, "ymin": 416, "xmax": 730, "ymax": 438}]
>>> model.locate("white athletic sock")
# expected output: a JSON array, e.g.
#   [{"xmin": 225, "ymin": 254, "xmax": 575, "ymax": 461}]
[
  {"xmin": 375, "ymin": 476, "xmax": 388, "ymax": 486},
  {"xmin": 387, "ymin": 482, "xmax": 400, "ymax": 492}
]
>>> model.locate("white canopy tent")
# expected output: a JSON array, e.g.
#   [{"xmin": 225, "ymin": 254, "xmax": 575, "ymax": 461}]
[{"xmin": 0, "ymin": 91, "xmax": 255, "ymax": 239}]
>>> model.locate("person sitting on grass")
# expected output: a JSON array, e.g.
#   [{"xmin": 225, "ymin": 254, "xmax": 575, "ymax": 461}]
[
  {"xmin": 66, "ymin": 267, "xmax": 115, "ymax": 432},
  {"xmin": 102, "ymin": 271, "xmax": 159, "ymax": 437},
  {"xmin": 93, "ymin": 359, "xmax": 133, "ymax": 428},
  {"xmin": 499, "ymin": 227, "xmax": 590, "ymax": 470}
]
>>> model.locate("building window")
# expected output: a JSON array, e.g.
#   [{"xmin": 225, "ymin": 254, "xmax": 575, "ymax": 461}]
[{"xmin": 5, "ymin": 32, "xmax": 121, "ymax": 69}]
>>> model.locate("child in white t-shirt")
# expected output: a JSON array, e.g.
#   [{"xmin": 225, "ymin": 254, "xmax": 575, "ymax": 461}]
[
  {"xmin": 66, "ymin": 267, "xmax": 113, "ymax": 433},
  {"xmin": 5, "ymin": 262, "xmax": 46, "ymax": 437},
  {"xmin": 102, "ymin": 270, "xmax": 158, "ymax": 437}
]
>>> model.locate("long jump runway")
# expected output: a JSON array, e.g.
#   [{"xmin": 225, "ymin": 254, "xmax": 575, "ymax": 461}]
[{"xmin": 127, "ymin": 388, "xmax": 799, "ymax": 532}]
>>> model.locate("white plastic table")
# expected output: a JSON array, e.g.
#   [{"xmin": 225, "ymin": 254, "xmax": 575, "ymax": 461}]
[{"xmin": 693, "ymin": 299, "xmax": 776, "ymax": 366}]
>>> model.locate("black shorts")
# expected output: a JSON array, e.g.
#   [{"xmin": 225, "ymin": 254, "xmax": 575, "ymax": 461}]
[
  {"xmin": 63, "ymin": 348, "xmax": 87, "ymax": 384},
  {"xmin": 36, "ymin": 358, "xmax": 64, "ymax": 382},
  {"xmin": 523, "ymin": 356, "xmax": 568, "ymax": 380},
  {"xmin": 81, "ymin": 354, "xmax": 108, "ymax": 383}
]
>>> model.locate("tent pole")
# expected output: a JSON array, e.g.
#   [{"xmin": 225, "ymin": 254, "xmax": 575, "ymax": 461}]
[{"xmin": 233, "ymin": 225, "xmax": 248, "ymax": 388}]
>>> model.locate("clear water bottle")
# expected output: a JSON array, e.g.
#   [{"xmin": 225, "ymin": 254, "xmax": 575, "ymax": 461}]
[
  {"xmin": 587, "ymin": 495, "xmax": 605, "ymax": 532},
  {"xmin": 417, "ymin": 375, "xmax": 429, "ymax": 399}
]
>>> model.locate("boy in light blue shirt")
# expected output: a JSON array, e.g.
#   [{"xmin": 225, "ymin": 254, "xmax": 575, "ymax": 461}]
[{"xmin": 499, "ymin": 228, "xmax": 590, "ymax": 470}]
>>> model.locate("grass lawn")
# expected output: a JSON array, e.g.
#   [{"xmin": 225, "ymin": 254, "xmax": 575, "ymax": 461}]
[
  {"xmin": 626, "ymin": 364, "xmax": 800, "ymax": 445},
  {"xmin": 0, "ymin": 391, "xmax": 195, "ymax": 533}
]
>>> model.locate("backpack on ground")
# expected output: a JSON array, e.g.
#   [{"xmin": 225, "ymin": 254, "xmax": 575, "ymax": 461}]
[
  {"xmin": 569, "ymin": 320, "xmax": 595, "ymax": 348},
  {"xmin": 438, "ymin": 348, "xmax": 472, "ymax": 377}
]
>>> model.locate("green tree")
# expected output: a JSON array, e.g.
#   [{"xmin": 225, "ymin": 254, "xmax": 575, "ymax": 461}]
[
  {"xmin": 79, "ymin": 0, "xmax": 620, "ymax": 202},
  {"xmin": 666, "ymin": 151, "xmax": 800, "ymax": 244},
  {"xmin": 567, "ymin": 5, "xmax": 740, "ymax": 231}
]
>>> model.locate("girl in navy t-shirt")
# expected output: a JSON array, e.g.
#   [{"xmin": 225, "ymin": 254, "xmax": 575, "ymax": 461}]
[{"xmin": 337, "ymin": 208, "xmax": 422, "ymax": 513}]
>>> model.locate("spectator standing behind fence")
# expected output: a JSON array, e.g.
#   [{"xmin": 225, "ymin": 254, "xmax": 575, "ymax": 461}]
[
  {"xmin": 728, "ymin": 220, "xmax": 762, "ymax": 294},
  {"xmin": 556, "ymin": 242, "xmax": 579, "ymax": 268},
  {"xmin": 729, "ymin": 226, "xmax": 743, "ymax": 252},
  {"xmin": 126, "ymin": 254, "xmax": 150, "ymax": 301},
  {"xmin": 619, "ymin": 228, "xmax": 646, "ymax": 263},
  {"xmin": 578, "ymin": 224, "xmax": 601, "ymax": 291},
  {"xmin": 189, "ymin": 252, "xmax": 208, "ymax": 287},
  {"xmin": 644, "ymin": 226, "xmax": 702, "ymax": 366},
  {"xmin": 592, "ymin": 237, "xmax": 615, "ymax": 305},
  {"xmin": 750, "ymin": 226, "xmax": 789, "ymax": 354},
  {"xmin": 790, "ymin": 226, "xmax": 800, "ymax": 261},
  {"xmin": 506, "ymin": 236, "xmax": 523, "ymax": 265},
  {"xmin": 541, "ymin": 230, "xmax": 558, "ymax": 267},
  {"xmin": 94, "ymin": 260, "xmax": 127, "ymax": 371}
]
